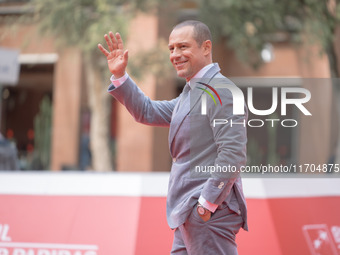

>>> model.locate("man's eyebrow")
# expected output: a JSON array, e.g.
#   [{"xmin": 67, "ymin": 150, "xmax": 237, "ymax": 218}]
[{"xmin": 168, "ymin": 42, "xmax": 190, "ymax": 48}]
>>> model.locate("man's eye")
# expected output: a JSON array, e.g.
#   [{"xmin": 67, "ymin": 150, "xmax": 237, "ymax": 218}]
[{"xmin": 180, "ymin": 45, "xmax": 187, "ymax": 49}]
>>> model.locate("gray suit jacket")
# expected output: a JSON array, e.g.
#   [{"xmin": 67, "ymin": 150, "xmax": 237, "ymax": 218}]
[{"xmin": 108, "ymin": 63, "xmax": 248, "ymax": 230}]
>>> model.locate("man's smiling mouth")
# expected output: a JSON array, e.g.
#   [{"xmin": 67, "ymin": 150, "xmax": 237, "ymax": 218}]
[{"xmin": 175, "ymin": 60, "xmax": 188, "ymax": 68}]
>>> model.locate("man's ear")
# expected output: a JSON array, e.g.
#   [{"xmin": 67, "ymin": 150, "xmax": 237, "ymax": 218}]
[{"xmin": 203, "ymin": 40, "xmax": 212, "ymax": 56}]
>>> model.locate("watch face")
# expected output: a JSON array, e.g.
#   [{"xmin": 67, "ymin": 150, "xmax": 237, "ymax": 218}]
[{"xmin": 197, "ymin": 206, "xmax": 206, "ymax": 215}]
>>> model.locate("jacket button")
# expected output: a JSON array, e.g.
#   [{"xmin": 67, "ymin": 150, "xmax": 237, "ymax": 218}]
[{"xmin": 173, "ymin": 157, "xmax": 177, "ymax": 163}]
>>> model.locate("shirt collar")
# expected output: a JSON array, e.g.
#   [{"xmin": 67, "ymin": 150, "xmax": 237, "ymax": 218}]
[{"xmin": 187, "ymin": 63, "xmax": 214, "ymax": 89}]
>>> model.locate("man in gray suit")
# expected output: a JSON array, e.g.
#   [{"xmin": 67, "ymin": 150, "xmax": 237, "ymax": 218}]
[{"xmin": 98, "ymin": 20, "xmax": 248, "ymax": 255}]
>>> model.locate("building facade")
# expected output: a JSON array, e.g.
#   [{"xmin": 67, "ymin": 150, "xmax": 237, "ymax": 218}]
[{"xmin": 0, "ymin": 1, "xmax": 339, "ymax": 171}]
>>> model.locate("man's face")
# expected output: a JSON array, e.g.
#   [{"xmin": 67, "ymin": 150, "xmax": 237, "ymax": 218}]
[{"xmin": 168, "ymin": 26, "xmax": 209, "ymax": 81}]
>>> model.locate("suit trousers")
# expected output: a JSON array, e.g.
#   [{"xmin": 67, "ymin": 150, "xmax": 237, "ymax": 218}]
[{"xmin": 171, "ymin": 204, "xmax": 243, "ymax": 255}]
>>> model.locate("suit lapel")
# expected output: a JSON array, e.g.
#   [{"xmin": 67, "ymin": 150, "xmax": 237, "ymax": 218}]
[{"xmin": 169, "ymin": 64, "xmax": 221, "ymax": 153}]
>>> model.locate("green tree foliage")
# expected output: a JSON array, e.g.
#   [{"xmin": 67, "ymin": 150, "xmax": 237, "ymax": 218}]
[
  {"xmin": 197, "ymin": 0, "xmax": 340, "ymax": 75},
  {"xmin": 33, "ymin": 96, "xmax": 52, "ymax": 170},
  {"xmin": 30, "ymin": 0, "xmax": 130, "ymax": 55}
]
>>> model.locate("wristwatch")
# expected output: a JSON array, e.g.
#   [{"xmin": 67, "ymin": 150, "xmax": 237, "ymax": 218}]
[
  {"xmin": 197, "ymin": 203, "xmax": 210, "ymax": 216},
  {"xmin": 196, "ymin": 203, "xmax": 212, "ymax": 222}
]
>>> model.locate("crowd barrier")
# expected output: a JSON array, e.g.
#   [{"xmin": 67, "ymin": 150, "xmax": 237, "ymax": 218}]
[{"xmin": 0, "ymin": 172, "xmax": 339, "ymax": 255}]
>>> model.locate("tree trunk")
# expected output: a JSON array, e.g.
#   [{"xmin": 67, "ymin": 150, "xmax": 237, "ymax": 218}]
[
  {"xmin": 84, "ymin": 54, "xmax": 113, "ymax": 171},
  {"xmin": 328, "ymin": 33, "xmax": 340, "ymax": 165}
]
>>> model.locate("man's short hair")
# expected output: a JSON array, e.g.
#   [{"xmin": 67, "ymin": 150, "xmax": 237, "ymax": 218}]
[{"xmin": 173, "ymin": 20, "xmax": 212, "ymax": 46}]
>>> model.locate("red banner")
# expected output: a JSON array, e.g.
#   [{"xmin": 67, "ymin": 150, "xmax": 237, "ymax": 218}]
[{"xmin": 0, "ymin": 173, "xmax": 339, "ymax": 255}]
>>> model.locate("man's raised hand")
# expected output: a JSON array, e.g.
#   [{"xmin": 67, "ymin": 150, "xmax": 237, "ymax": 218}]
[{"xmin": 98, "ymin": 32, "xmax": 128, "ymax": 78}]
